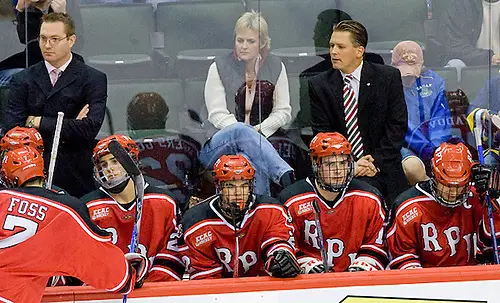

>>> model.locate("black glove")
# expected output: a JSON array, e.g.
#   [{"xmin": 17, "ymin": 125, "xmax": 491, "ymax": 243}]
[
  {"xmin": 472, "ymin": 164, "xmax": 492, "ymax": 195},
  {"xmin": 265, "ymin": 249, "xmax": 300, "ymax": 278},
  {"xmin": 125, "ymin": 252, "xmax": 149, "ymax": 289}
]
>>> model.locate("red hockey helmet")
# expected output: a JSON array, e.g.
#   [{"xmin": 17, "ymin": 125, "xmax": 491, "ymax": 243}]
[
  {"xmin": 309, "ymin": 132, "xmax": 354, "ymax": 193},
  {"xmin": 1, "ymin": 146, "xmax": 45, "ymax": 188},
  {"xmin": 93, "ymin": 134, "xmax": 139, "ymax": 190},
  {"xmin": 212, "ymin": 155, "xmax": 255, "ymax": 220},
  {"xmin": 431, "ymin": 142, "xmax": 473, "ymax": 207},
  {"xmin": 0, "ymin": 126, "xmax": 44, "ymax": 154}
]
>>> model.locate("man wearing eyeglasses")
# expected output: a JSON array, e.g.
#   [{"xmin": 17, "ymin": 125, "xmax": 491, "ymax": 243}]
[{"xmin": 5, "ymin": 12, "xmax": 106, "ymax": 198}]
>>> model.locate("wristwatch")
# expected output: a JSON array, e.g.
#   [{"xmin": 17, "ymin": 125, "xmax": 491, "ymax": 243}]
[{"xmin": 27, "ymin": 118, "xmax": 35, "ymax": 128}]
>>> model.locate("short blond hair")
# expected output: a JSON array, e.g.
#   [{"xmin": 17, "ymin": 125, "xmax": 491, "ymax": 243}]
[{"xmin": 234, "ymin": 11, "xmax": 271, "ymax": 50}]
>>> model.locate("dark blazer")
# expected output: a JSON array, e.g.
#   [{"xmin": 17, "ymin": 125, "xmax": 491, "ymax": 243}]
[
  {"xmin": 308, "ymin": 61, "xmax": 408, "ymax": 204},
  {"xmin": 5, "ymin": 57, "xmax": 106, "ymax": 197}
]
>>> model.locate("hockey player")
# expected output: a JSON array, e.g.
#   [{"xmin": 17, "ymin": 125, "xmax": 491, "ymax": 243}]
[
  {"xmin": 81, "ymin": 134, "xmax": 184, "ymax": 282},
  {"xmin": 386, "ymin": 141, "xmax": 482, "ymax": 269},
  {"xmin": 278, "ymin": 132, "xmax": 387, "ymax": 273},
  {"xmin": 0, "ymin": 146, "xmax": 148, "ymax": 303},
  {"xmin": 181, "ymin": 155, "xmax": 300, "ymax": 279}
]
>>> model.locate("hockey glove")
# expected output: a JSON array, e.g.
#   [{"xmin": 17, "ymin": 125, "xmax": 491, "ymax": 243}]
[
  {"xmin": 125, "ymin": 252, "xmax": 149, "ymax": 288},
  {"xmin": 298, "ymin": 257, "xmax": 325, "ymax": 274},
  {"xmin": 472, "ymin": 164, "xmax": 493, "ymax": 195},
  {"xmin": 347, "ymin": 258, "xmax": 379, "ymax": 272},
  {"xmin": 265, "ymin": 249, "xmax": 300, "ymax": 278}
]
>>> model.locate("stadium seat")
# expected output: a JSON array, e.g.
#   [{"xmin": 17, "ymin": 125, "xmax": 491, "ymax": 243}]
[
  {"xmin": 461, "ymin": 66, "xmax": 500, "ymax": 102},
  {"xmin": 155, "ymin": 0, "xmax": 245, "ymax": 78},
  {"xmin": 106, "ymin": 79, "xmax": 184, "ymax": 132},
  {"xmin": 80, "ymin": 4, "xmax": 157, "ymax": 79},
  {"xmin": 0, "ymin": 20, "xmax": 24, "ymax": 64}
]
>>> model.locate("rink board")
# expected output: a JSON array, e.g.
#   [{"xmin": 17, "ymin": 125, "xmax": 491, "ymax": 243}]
[{"xmin": 42, "ymin": 265, "xmax": 500, "ymax": 303}]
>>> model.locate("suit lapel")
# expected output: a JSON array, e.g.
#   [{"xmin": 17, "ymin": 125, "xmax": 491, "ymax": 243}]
[
  {"xmin": 328, "ymin": 69, "xmax": 348, "ymax": 133},
  {"xmin": 47, "ymin": 58, "xmax": 80, "ymax": 99},
  {"xmin": 32, "ymin": 63, "xmax": 53, "ymax": 97},
  {"xmin": 358, "ymin": 61, "xmax": 376, "ymax": 114}
]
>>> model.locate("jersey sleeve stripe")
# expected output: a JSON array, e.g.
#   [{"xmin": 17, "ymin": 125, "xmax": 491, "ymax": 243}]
[
  {"xmin": 0, "ymin": 295, "xmax": 13, "ymax": 303},
  {"xmin": 155, "ymin": 253, "xmax": 184, "ymax": 265},
  {"xmin": 105, "ymin": 258, "xmax": 130, "ymax": 292},
  {"xmin": 149, "ymin": 267, "xmax": 182, "ymax": 281},
  {"xmin": 394, "ymin": 197, "xmax": 433, "ymax": 218},
  {"xmin": 3, "ymin": 190, "xmax": 111, "ymax": 243},
  {"xmin": 388, "ymin": 254, "xmax": 419, "ymax": 269},
  {"xmin": 400, "ymin": 262, "xmax": 423, "ymax": 270},
  {"xmin": 360, "ymin": 245, "xmax": 389, "ymax": 257},
  {"xmin": 190, "ymin": 266, "xmax": 223, "ymax": 280},
  {"xmin": 261, "ymin": 237, "xmax": 282, "ymax": 249},
  {"xmin": 386, "ymin": 224, "xmax": 397, "ymax": 238}
]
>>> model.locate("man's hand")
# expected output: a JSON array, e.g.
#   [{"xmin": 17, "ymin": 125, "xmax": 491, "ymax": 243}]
[
  {"xmin": 124, "ymin": 252, "xmax": 149, "ymax": 289},
  {"xmin": 50, "ymin": 0, "xmax": 66, "ymax": 13},
  {"xmin": 492, "ymin": 53, "xmax": 500, "ymax": 65},
  {"xmin": 16, "ymin": 0, "xmax": 52, "ymax": 12},
  {"xmin": 265, "ymin": 249, "xmax": 300, "ymax": 278},
  {"xmin": 25, "ymin": 116, "xmax": 41, "ymax": 129},
  {"xmin": 354, "ymin": 155, "xmax": 377, "ymax": 177},
  {"xmin": 77, "ymin": 104, "xmax": 89, "ymax": 120}
]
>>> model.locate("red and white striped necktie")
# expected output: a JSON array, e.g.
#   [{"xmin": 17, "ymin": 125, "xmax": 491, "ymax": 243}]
[{"xmin": 343, "ymin": 74, "xmax": 364, "ymax": 159}]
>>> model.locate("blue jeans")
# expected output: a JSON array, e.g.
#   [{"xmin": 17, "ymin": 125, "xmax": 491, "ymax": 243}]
[{"xmin": 198, "ymin": 122, "xmax": 293, "ymax": 196}]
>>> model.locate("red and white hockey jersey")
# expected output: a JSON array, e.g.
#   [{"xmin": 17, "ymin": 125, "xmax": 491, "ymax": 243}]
[
  {"xmin": 386, "ymin": 181, "xmax": 484, "ymax": 269},
  {"xmin": 279, "ymin": 178, "xmax": 387, "ymax": 272},
  {"xmin": 181, "ymin": 195, "xmax": 295, "ymax": 279},
  {"xmin": 0, "ymin": 187, "xmax": 135, "ymax": 303},
  {"xmin": 82, "ymin": 184, "xmax": 184, "ymax": 281}
]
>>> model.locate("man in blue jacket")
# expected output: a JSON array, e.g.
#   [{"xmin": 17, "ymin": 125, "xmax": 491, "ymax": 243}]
[{"xmin": 392, "ymin": 41, "xmax": 452, "ymax": 185}]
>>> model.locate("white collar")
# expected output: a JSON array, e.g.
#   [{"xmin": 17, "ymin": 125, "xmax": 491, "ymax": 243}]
[
  {"xmin": 340, "ymin": 61, "xmax": 363, "ymax": 82},
  {"xmin": 44, "ymin": 53, "xmax": 73, "ymax": 74}
]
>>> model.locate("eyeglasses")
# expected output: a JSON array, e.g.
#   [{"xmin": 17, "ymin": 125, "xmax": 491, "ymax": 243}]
[{"xmin": 38, "ymin": 36, "xmax": 69, "ymax": 45}]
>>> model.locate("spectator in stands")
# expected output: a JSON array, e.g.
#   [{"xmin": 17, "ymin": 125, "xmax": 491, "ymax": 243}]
[
  {"xmin": 127, "ymin": 92, "xmax": 202, "ymax": 210},
  {"xmin": 5, "ymin": 12, "xmax": 105, "ymax": 198},
  {"xmin": 295, "ymin": 9, "xmax": 384, "ymax": 130},
  {"xmin": 391, "ymin": 41, "xmax": 452, "ymax": 185},
  {"xmin": 466, "ymin": 75, "xmax": 500, "ymax": 165},
  {"xmin": 309, "ymin": 20, "xmax": 409, "ymax": 206},
  {"xmin": 441, "ymin": 0, "xmax": 500, "ymax": 67},
  {"xmin": 205, "ymin": 10, "xmax": 291, "ymax": 138},
  {"xmin": 0, "ymin": 0, "xmax": 84, "ymax": 71},
  {"xmin": 202, "ymin": 10, "xmax": 295, "ymax": 196}
]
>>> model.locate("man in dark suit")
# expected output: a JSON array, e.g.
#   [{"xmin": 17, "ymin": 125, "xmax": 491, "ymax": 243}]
[
  {"xmin": 5, "ymin": 12, "xmax": 105, "ymax": 197},
  {"xmin": 308, "ymin": 20, "xmax": 409, "ymax": 206}
]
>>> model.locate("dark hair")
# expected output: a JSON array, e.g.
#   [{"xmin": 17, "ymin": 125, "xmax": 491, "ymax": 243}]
[
  {"xmin": 127, "ymin": 92, "xmax": 169, "ymax": 130},
  {"xmin": 313, "ymin": 9, "xmax": 352, "ymax": 49},
  {"xmin": 41, "ymin": 12, "xmax": 75, "ymax": 36},
  {"xmin": 332, "ymin": 20, "xmax": 368, "ymax": 48}
]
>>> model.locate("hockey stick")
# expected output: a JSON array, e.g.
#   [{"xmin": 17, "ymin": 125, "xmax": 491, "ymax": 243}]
[
  {"xmin": 45, "ymin": 112, "xmax": 64, "ymax": 190},
  {"xmin": 474, "ymin": 118, "xmax": 500, "ymax": 264},
  {"xmin": 312, "ymin": 199, "xmax": 329, "ymax": 272},
  {"xmin": 108, "ymin": 140, "xmax": 145, "ymax": 302}
]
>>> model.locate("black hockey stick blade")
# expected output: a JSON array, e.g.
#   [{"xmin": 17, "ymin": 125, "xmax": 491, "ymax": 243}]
[{"xmin": 108, "ymin": 140, "xmax": 141, "ymax": 176}]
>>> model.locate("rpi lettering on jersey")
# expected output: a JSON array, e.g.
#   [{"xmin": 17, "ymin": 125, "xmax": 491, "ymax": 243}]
[
  {"xmin": 195, "ymin": 231, "xmax": 212, "ymax": 247},
  {"xmin": 215, "ymin": 247, "xmax": 258, "ymax": 273},
  {"xmin": 421, "ymin": 223, "xmax": 473, "ymax": 259},
  {"xmin": 8, "ymin": 197, "xmax": 47, "ymax": 221},
  {"xmin": 304, "ymin": 220, "xmax": 356, "ymax": 267},
  {"xmin": 402, "ymin": 207, "xmax": 419, "ymax": 225},
  {"xmin": 297, "ymin": 201, "xmax": 313, "ymax": 215},
  {"xmin": 91, "ymin": 207, "xmax": 110, "ymax": 220}
]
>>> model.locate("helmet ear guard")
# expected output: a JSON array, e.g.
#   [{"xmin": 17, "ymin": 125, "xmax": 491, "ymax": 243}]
[
  {"xmin": 431, "ymin": 142, "xmax": 473, "ymax": 207},
  {"xmin": 309, "ymin": 132, "xmax": 354, "ymax": 193}
]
